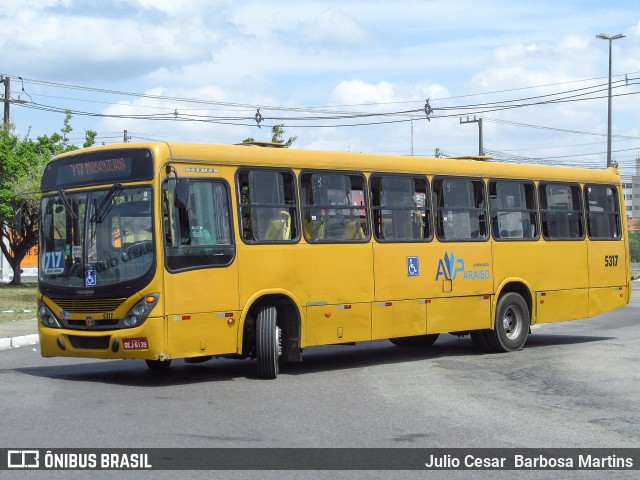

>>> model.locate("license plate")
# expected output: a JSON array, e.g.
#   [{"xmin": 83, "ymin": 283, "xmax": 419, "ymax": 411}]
[{"xmin": 122, "ymin": 337, "xmax": 148, "ymax": 350}]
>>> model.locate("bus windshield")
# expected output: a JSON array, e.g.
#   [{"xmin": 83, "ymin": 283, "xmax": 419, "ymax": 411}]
[{"xmin": 39, "ymin": 186, "xmax": 154, "ymax": 289}]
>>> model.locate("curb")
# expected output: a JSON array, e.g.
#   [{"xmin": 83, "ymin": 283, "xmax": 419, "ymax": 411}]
[{"xmin": 0, "ymin": 334, "xmax": 39, "ymax": 351}]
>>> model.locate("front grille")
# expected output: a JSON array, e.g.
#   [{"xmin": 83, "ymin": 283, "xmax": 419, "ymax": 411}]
[
  {"xmin": 68, "ymin": 335, "xmax": 111, "ymax": 350},
  {"xmin": 67, "ymin": 319, "xmax": 120, "ymax": 329},
  {"xmin": 54, "ymin": 298, "xmax": 126, "ymax": 313}
]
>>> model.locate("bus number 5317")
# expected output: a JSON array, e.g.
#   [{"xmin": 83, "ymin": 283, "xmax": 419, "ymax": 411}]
[{"xmin": 605, "ymin": 255, "xmax": 619, "ymax": 267}]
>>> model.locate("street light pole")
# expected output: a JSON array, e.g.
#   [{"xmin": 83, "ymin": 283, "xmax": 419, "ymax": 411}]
[{"xmin": 596, "ymin": 33, "xmax": 625, "ymax": 168}]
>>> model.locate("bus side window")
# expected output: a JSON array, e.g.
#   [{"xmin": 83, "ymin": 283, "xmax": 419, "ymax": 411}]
[
  {"xmin": 489, "ymin": 180, "xmax": 538, "ymax": 240},
  {"xmin": 371, "ymin": 174, "xmax": 431, "ymax": 242},
  {"xmin": 237, "ymin": 169, "xmax": 298, "ymax": 243},
  {"xmin": 163, "ymin": 179, "xmax": 234, "ymax": 270},
  {"xmin": 586, "ymin": 185, "xmax": 620, "ymax": 239},
  {"xmin": 540, "ymin": 183, "xmax": 584, "ymax": 240},
  {"xmin": 301, "ymin": 171, "xmax": 369, "ymax": 243},
  {"xmin": 433, "ymin": 177, "xmax": 487, "ymax": 241}
]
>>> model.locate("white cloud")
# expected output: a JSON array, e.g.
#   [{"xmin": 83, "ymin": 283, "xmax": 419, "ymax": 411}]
[
  {"xmin": 494, "ymin": 43, "xmax": 548, "ymax": 63},
  {"xmin": 331, "ymin": 80, "xmax": 396, "ymax": 105},
  {"xmin": 559, "ymin": 35, "xmax": 590, "ymax": 51},
  {"xmin": 304, "ymin": 8, "xmax": 370, "ymax": 45},
  {"xmin": 0, "ymin": 1, "xmax": 220, "ymax": 80}
]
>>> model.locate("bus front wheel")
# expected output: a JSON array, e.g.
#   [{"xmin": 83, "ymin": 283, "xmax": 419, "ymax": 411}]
[
  {"xmin": 255, "ymin": 305, "xmax": 281, "ymax": 379},
  {"xmin": 486, "ymin": 292, "xmax": 529, "ymax": 352}
]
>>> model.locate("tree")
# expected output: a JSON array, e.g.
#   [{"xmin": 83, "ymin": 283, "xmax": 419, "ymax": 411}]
[
  {"xmin": 0, "ymin": 112, "xmax": 97, "ymax": 285},
  {"xmin": 629, "ymin": 230, "xmax": 640, "ymax": 264},
  {"xmin": 243, "ymin": 124, "xmax": 297, "ymax": 148},
  {"xmin": 270, "ymin": 124, "xmax": 297, "ymax": 148}
]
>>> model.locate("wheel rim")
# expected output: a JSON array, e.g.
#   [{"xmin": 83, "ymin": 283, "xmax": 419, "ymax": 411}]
[{"xmin": 502, "ymin": 305, "xmax": 523, "ymax": 341}]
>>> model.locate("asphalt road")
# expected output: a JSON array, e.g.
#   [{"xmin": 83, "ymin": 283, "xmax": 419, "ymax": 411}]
[{"xmin": 1, "ymin": 304, "xmax": 639, "ymax": 480}]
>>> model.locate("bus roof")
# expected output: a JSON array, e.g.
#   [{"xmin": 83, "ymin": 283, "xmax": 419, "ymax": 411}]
[{"xmin": 54, "ymin": 141, "xmax": 621, "ymax": 185}]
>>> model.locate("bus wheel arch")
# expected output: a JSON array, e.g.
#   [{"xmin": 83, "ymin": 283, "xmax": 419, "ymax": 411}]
[
  {"xmin": 495, "ymin": 281, "xmax": 533, "ymax": 324},
  {"xmin": 241, "ymin": 293, "xmax": 302, "ymax": 374},
  {"xmin": 474, "ymin": 281, "xmax": 532, "ymax": 353}
]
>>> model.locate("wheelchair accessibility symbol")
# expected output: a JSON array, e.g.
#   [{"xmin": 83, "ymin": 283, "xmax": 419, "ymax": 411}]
[
  {"xmin": 85, "ymin": 269, "xmax": 97, "ymax": 286},
  {"xmin": 407, "ymin": 256, "xmax": 419, "ymax": 277}
]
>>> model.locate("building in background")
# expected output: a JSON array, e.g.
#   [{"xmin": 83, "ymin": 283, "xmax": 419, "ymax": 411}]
[
  {"xmin": 0, "ymin": 233, "xmax": 37, "ymax": 282},
  {"xmin": 631, "ymin": 158, "xmax": 640, "ymax": 220}
]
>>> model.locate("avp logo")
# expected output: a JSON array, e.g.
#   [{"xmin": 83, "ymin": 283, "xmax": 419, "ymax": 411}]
[{"xmin": 435, "ymin": 252, "xmax": 465, "ymax": 281}]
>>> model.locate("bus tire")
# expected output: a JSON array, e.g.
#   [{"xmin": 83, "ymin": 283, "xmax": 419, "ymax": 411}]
[
  {"xmin": 145, "ymin": 359, "xmax": 172, "ymax": 370},
  {"xmin": 470, "ymin": 330, "xmax": 492, "ymax": 352},
  {"xmin": 486, "ymin": 292, "xmax": 530, "ymax": 352},
  {"xmin": 389, "ymin": 334, "xmax": 439, "ymax": 348},
  {"xmin": 256, "ymin": 305, "xmax": 281, "ymax": 379}
]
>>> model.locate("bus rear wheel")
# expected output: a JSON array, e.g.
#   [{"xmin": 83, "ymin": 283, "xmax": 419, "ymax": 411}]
[
  {"xmin": 255, "ymin": 305, "xmax": 281, "ymax": 379},
  {"xmin": 485, "ymin": 292, "xmax": 529, "ymax": 352},
  {"xmin": 470, "ymin": 330, "xmax": 492, "ymax": 352},
  {"xmin": 390, "ymin": 334, "xmax": 439, "ymax": 348}
]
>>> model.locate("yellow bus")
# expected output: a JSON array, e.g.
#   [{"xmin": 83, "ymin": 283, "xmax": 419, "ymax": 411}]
[{"xmin": 36, "ymin": 142, "xmax": 630, "ymax": 378}]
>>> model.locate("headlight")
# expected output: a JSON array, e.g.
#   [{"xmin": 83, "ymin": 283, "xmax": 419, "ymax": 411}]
[
  {"xmin": 37, "ymin": 300, "xmax": 61, "ymax": 328},
  {"xmin": 122, "ymin": 294, "xmax": 159, "ymax": 328}
]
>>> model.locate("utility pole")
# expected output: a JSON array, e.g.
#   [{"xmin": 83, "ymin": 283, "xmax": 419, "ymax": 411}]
[
  {"xmin": 1, "ymin": 76, "xmax": 10, "ymax": 125},
  {"xmin": 410, "ymin": 118, "xmax": 414, "ymax": 156},
  {"xmin": 123, "ymin": 130, "xmax": 131, "ymax": 143},
  {"xmin": 460, "ymin": 116, "xmax": 483, "ymax": 155}
]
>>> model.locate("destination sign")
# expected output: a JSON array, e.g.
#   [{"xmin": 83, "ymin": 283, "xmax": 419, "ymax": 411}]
[
  {"xmin": 68, "ymin": 157, "xmax": 128, "ymax": 178},
  {"xmin": 41, "ymin": 148, "xmax": 154, "ymax": 191}
]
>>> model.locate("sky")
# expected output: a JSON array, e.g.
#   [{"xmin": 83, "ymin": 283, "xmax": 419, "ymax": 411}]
[{"xmin": 1, "ymin": 0, "xmax": 639, "ymax": 175}]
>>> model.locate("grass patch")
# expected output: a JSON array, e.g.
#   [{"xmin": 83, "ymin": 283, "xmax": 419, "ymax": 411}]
[{"xmin": 0, "ymin": 283, "xmax": 38, "ymax": 322}]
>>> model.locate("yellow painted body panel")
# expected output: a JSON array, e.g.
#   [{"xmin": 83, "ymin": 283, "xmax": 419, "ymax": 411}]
[
  {"xmin": 166, "ymin": 311, "xmax": 239, "ymax": 357},
  {"xmin": 372, "ymin": 299, "xmax": 427, "ymax": 340},
  {"xmin": 493, "ymin": 240, "xmax": 588, "ymax": 293},
  {"xmin": 305, "ymin": 303, "xmax": 371, "ymax": 345},
  {"xmin": 536, "ymin": 289, "xmax": 590, "ymax": 324},
  {"xmin": 587, "ymin": 239, "xmax": 627, "ymax": 288},
  {"xmin": 427, "ymin": 296, "xmax": 492, "ymax": 334},
  {"xmin": 237, "ymin": 243, "xmax": 374, "ymax": 306},
  {"xmin": 373, "ymin": 243, "xmax": 431, "ymax": 300},
  {"xmin": 589, "ymin": 286, "xmax": 628, "ymax": 317}
]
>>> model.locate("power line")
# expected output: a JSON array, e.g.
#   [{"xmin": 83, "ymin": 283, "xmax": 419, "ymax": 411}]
[
  {"xmin": 8, "ymin": 72, "xmax": 639, "ymax": 120},
  {"xmin": 5, "ymin": 73, "xmax": 640, "ymax": 159},
  {"xmin": 483, "ymin": 117, "xmax": 640, "ymax": 141},
  {"xmin": 15, "ymin": 84, "xmax": 640, "ymax": 129},
  {"xmin": 14, "ymin": 70, "xmax": 640, "ymax": 108}
]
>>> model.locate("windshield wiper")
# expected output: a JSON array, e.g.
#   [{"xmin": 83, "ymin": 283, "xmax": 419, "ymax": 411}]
[
  {"xmin": 57, "ymin": 188, "xmax": 78, "ymax": 221},
  {"xmin": 90, "ymin": 183, "xmax": 122, "ymax": 224}
]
